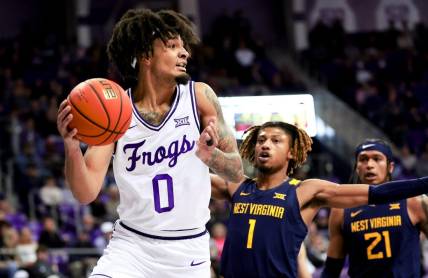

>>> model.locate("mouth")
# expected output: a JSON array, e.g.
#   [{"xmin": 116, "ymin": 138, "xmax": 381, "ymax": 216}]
[
  {"xmin": 176, "ymin": 62, "xmax": 187, "ymax": 72},
  {"xmin": 364, "ymin": 173, "xmax": 378, "ymax": 181},
  {"xmin": 257, "ymin": 152, "xmax": 270, "ymax": 162}
]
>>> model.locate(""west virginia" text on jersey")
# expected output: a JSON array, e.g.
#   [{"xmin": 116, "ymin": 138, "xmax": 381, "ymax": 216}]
[{"xmin": 232, "ymin": 202, "xmax": 285, "ymax": 219}]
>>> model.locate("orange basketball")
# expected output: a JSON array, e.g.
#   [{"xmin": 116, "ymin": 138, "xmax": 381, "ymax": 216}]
[{"xmin": 67, "ymin": 78, "xmax": 132, "ymax": 146}]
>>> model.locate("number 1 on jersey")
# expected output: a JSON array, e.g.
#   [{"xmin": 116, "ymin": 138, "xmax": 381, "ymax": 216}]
[{"xmin": 247, "ymin": 219, "xmax": 256, "ymax": 249}]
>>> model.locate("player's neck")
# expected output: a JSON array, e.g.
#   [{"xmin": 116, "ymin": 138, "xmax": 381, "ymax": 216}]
[
  {"xmin": 134, "ymin": 73, "xmax": 177, "ymax": 105},
  {"xmin": 256, "ymin": 171, "xmax": 289, "ymax": 190}
]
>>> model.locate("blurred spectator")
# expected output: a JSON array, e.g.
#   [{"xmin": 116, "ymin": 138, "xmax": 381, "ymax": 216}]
[
  {"xmin": 27, "ymin": 245, "xmax": 60, "ymax": 278},
  {"xmin": 38, "ymin": 217, "xmax": 65, "ymax": 248},
  {"xmin": 210, "ymin": 222, "xmax": 226, "ymax": 260},
  {"xmin": 39, "ymin": 176, "xmax": 64, "ymax": 221},
  {"xmin": 93, "ymin": 221, "xmax": 113, "ymax": 254},
  {"xmin": 0, "ymin": 222, "xmax": 19, "ymax": 277},
  {"xmin": 400, "ymin": 144, "xmax": 417, "ymax": 174},
  {"xmin": 305, "ymin": 223, "xmax": 328, "ymax": 268},
  {"xmin": 80, "ymin": 214, "xmax": 99, "ymax": 242},
  {"xmin": 209, "ymin": 222, "xmax": 227, "ymax": 275},
  {"xmin": 416, "ymin": 143, "xmax": 428, "ymax": 177},
  {"xmin": 88, "ymin": 195, "xmax": 107, "ymax": 221},
  {"xmin": 69, "ymin": 232, "xmax": 97, "ymax": 278},
  {"xmin": 104, "ymin": 185, "xmax": 119, "ymax": 222},
  {"xmin": 234, "ymin": 39, "xmax": 256, "ymax": 85},
  {"xmin": 15, "ymin": 226, "xmax": 37, "ymax": 269},
  {"xmin": 39, "ymin": 177, "xmax": 63, "ymax": 207}
]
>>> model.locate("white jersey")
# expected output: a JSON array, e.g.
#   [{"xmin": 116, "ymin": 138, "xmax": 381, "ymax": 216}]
[{"xmin": 112, "ymin": 81, "xmax": 210, "ymax": 237}]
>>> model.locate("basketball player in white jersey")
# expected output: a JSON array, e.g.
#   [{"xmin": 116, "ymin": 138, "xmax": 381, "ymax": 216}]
[{"xmin": 56, "ymin": 9, "xmax": 243, "ymax": 278}]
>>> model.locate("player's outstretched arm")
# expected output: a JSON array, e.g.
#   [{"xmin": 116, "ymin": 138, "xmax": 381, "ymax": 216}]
[
  {"xmin": 57, "ymin": 99, "xmax": 114, "ymax": 204},
  {"xmin": 299, "ymin": 177, "xmax": 428, "ymax": 209},
  {"xmin": 195, "ymin": 82, "xmax": 244, "ymax": 183},
  {"xmin": 320, "ymin": 208, "xmax": 346, "ymax": 278}
]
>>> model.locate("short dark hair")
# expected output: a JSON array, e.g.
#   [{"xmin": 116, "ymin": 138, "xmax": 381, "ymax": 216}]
[
  {"xmin": 350, "ymin": 138, "xmax": 394, "ymax": 183},
  {"xmin": 107, "ymin": 9, "xmax": 199, "ymax": 86}
]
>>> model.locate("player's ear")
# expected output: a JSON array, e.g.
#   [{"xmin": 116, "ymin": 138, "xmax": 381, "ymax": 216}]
[
  {"xmin": 287, "ymin": 150, "xmax": 293, "ymax": 160},
  {"xmin": 388, "ymin": 161, "xmax": 395, "ymax": 175},
  {"xmin": 142, "ymin": 56, "xmax": 150, "ymax": 65}
]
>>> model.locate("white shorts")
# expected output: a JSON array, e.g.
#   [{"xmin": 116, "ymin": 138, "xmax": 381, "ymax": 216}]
[{"xmin": 89, "ymin": 222, "xmax": 211, "ymax": 278}]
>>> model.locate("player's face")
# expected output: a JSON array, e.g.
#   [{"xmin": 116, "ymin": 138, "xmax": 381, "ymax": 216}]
[
  {"xmin": 150, "ymin": 36, "xmax": 190, "ymax": 84},
  {"xmin": 254, "ymin": 127, "xmax": 293, "ymax": 174},
  {"xmin": 356, "ymin": 150, "xmax": 393, "ymax": 184}
]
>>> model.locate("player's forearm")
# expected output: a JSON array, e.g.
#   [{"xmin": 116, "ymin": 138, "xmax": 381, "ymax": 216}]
[
  {"xmin": 369, "ymin": 177, "xmax": 428, "ymax": 204},
  {"xmin": 320, "ymin": 257, "xmax": 345, "ymax": 278},
  {"xmin": 64, "ymin": 150, "xmax": 102, "ymax": 204},
  {"xmin": 206, "ymin": 149, "xmax": 243, "ymax": 183}
]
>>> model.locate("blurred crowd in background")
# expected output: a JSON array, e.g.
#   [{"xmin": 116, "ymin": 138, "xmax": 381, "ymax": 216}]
[{"xmin": 0, "ymin": 5, "xmax": 428, "ymax": 278}]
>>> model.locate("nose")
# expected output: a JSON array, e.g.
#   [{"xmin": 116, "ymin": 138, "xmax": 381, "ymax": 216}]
[
  {"xmin": 366, "ymin": 159, "xmax": 375, "ymax": 168},
  {"xmin": 261, "ymin": 140, "xmax": 271, "ymax": 149},
  {"xmin": 179, "ymin": 47, "xmax": 189, "ymax": 59}
]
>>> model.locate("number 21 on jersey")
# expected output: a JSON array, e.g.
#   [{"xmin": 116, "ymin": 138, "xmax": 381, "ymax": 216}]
[{"xmin": 364, "ymin": 231, "xmax": 392, "ymax": 259}]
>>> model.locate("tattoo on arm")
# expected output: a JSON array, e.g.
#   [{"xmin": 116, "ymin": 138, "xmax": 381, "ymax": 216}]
[{"xmin": 203, "ymin": 85, "xmax": 243, "ymax": 182}]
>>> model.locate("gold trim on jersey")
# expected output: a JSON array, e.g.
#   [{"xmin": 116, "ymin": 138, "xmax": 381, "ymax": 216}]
[
  {"xmin": 273, "ymin": 192, "xmax": 286, "ymax": 200},
  {"xmin": 289, "ymin": 178, "xmax": 300, "ymax": 186},
  {"xmin": 389, "ymin": 203, "xmax": 400, "ymax": 210}
]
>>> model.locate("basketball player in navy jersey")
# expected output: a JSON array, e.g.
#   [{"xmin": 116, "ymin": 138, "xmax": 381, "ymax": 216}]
[
  {"xmin": 321, "ymin": 139, "xmax": 428, "ymax": 278},
  {"xmin": 56, "ymin": 9, "xmax": 243, "ymax": 278},
  {"xmin": 209, "ymin": 122, "xmax": 428, "ymax": 278}
]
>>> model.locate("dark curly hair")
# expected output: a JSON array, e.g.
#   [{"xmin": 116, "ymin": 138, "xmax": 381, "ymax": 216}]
[
  {"xmin": 107, "ymin": 9, "xmax": 199, "ymax": 86},
  {"xmin": 239, "ymin": 121, "xmax": 313, "ymax": 175}
]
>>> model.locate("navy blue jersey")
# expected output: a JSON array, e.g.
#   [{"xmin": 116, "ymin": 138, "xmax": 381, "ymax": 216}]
[
  {"xmin": 343, "ymin": 199, "xmax": 420, "ymax": 278},
  {"xmin": 220, "ymin": 178, "xmax": 307, "ymax": 278}
]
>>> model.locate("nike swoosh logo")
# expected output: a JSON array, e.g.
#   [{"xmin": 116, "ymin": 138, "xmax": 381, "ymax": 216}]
[
  {"xmin": 240, "ymin": 192, "xmax": 251, "ymax": 196},
  {"xmin": 350, "ymin": 209, "xmax": 363, "ymax": 218},
  {"xmin": 361, "ymin": 144, "xmax": 375, "ymax": 149},
  {"xmin": 191, "ymin": 260, "xmax": 206, "ymax": 266}
]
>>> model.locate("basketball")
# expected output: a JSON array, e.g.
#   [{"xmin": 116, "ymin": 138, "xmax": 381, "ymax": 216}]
[{"xmin": 67, "ymin": 78, "xmax": 132, "ymax": 146}]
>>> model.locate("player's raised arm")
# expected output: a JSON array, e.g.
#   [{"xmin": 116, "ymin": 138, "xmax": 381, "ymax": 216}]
[
  {"xmin": 195, "ymin": 82, "xmax": 244, "ymax": 183},
  {"xmin": 57, "ymin": 99, "xmax": 114, "ymax": 204}
]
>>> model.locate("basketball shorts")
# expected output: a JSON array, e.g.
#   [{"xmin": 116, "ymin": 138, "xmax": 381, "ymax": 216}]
[{"xmin": 89, "ymin": 221, "xmax": 211, "ymax": 278}]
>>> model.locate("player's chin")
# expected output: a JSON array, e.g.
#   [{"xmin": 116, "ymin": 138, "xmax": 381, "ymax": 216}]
[
  {"xmin": 255, "ymin": 164, "xmax": 273, "ymax": 174},
  {"xmin": 175, "ymin": 73, "xmax": 190, "ymax": 85}
]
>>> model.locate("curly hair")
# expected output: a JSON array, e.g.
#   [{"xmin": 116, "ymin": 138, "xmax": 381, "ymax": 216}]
[
  {"xmin": 106, "ymin": 9, "xmax": 199, "ymax": 86},
  {"xmin": 239, "ymin": 121, "xmax": 313, "ymax": 175}
]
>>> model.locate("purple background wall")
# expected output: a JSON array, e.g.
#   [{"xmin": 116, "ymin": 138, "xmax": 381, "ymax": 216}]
[
  {"xmin": 306, "ymin": 0, "xmax": 428, "ymax": 31},
  {"xmin": 198, "ymin": 0, "xmax": 284, "ymax": 45}
]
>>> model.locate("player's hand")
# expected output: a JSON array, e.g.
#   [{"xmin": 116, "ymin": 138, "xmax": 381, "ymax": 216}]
[
  {"xmin": 57, "ymin": 99, "xmax": 80, "ymax": 151},
  {"xmin": 196, "ymin": 118, "xmax": 219, "ymax": 164}
]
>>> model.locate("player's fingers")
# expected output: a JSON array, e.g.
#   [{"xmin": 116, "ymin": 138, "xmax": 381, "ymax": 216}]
[
  {"xmin": 58, "ymin": 99, "xmax": 69, "ymax": 112},
  {"xmin": 67, "ymin": 127, "xmax": 78, "ymax": 138},
  {"xmin": 57, "ymin": 106, "xmax": 71, "ymax": 128},
  {"xmin": 58, "ymin": 105, "xmax": 71, "ymax": 121},
  {"xmin": 203, "ymin": 124, "xmax": 218, "ymax": 147}
]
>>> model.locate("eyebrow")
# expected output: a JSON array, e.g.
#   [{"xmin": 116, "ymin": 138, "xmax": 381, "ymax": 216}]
[{"xmin": 358, "ymin": 154, "xmax": 385, "ymax": 159}]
